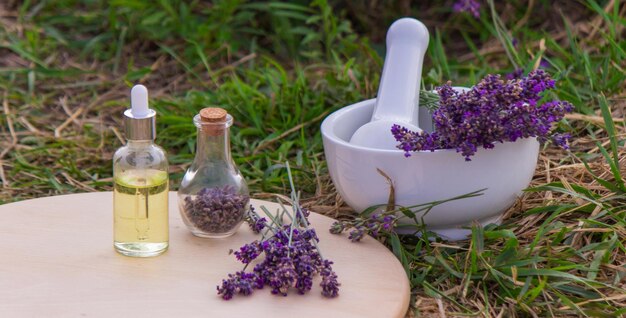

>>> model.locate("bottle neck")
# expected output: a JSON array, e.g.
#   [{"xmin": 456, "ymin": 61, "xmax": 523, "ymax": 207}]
[
  {"xmin": 126, "ymin": 139, "xmax": 154, "ymax": 148},
  {"xmin": 194, "ymin": 128, "xmax": 231, "ymax": 164}
]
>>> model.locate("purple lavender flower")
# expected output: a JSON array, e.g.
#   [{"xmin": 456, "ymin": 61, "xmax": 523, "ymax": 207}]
[
  {"xmin": 220, "ymin": 223, "xmax": 338, "ymax": 299},
  {"xmin": 320, "ymin": 260, "xmax": 340, "ymax": 298},
  {"xmin": 330, "ymin": 212, "xmax": 398, "ymax": 241},
  {"xmin": 392, "ymin": 70, "xmax": 573, "ymax": 160},
  {"xmin": 295, "ymin": 275, "xmax": 313, "ymax": 294},
  {"xmin": 244, "ymin": 205, "xmax": 267, "ymax": 234},
  {"xmin": 348, "ymin": 226, "xmax": 366, "ymax": 242},
  {"xmin": 300, "ymin": 207, "xmax": 311, "ymax": 220},
  {"xmin": 453, "ymin": 0, "xmax": 481, "ymax": 19},
  {"xmin": 381, "ymin": 215, "xmax": 395, "ymax": 231},
  {"xmin": 253, "ymin": 218, "xmax": 267, "ymax": 233},
  {"xmin": 551, "ymin": 133, "xmax": 571, "ymax": 150},
  {"xmin": 506, "ymin": 68, "xmax": 523, "ymax": 80},
  {"xmin": 300, "ymin": 228, "xmax": 319, "ymax": 242},
  {"xmin": 234, "ymin": 241, "xmax": 262, "ymax": 264},
  {"xmin": 217, "ymin": 271, "xmax": 261, "ymax": 300},
  {"xmin": 329, "ymin": 221, "xmax": 345, "ymax": 234},
  {"xmin": 294, "ymin": 253, "xmax": 316, "ymax": 294},
  {"xmin": 219, "ymin": 163, "xmax": 338, "ymax": 300},
  {"xmin": 269, "ymin": 257, "xmax": 297, "ymax": 296}
]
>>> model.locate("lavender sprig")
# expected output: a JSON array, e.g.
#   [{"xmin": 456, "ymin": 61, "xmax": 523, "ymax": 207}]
[
  {"xmin": 218, "ymin": 163, "xmax": 340, "ymax": 300},
  {"xmin": 331, "ymin": 211, "xmax": 398, "ymax": 242},
  {"xmin": 392, "ymin": 70, "xmax": 573, "ymax": 160},
  {"xmin": 216, "ymin": 271, "xmax": 262, "ymax": 300},
  {"xmin": 244, "ymin": 205, "xmax": 267, "ymax": 234},
  {"xmin": 330, "ymin": 189, "xmax": 485, "ymax": 241}
]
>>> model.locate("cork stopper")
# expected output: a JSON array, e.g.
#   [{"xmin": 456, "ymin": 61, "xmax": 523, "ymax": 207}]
[
  {"xmin": 200, "ymin": 107, "xmax": 227, "ymax": 123},
  {"xmin": 198, "ymin": 107, "xmax": 230, "ymax": 136}
]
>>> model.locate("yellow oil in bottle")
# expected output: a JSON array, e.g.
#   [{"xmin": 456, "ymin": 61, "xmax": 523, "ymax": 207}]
[{"xmin": 114, "ymin": 169, "xmax": 169, "ymax": 257}]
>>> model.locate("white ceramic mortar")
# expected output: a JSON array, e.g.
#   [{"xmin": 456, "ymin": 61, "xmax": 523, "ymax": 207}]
[{"xmin": 321, "ymin": 98, "xmax": 540, "ymax": 241}]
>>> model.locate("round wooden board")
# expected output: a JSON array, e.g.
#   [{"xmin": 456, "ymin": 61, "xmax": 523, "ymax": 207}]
[{"xmin": 0, "ymin": 192, "xmax": 410, "ymax": 318}]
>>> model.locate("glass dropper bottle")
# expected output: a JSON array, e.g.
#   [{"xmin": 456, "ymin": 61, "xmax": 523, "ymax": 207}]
[
  {"xmin": 112, "ymin": 85, "xmax": 169, "ymax": 257},
  {"xmin": 178, "ymin": 107, "xmax": 249, "ymax": 238}
]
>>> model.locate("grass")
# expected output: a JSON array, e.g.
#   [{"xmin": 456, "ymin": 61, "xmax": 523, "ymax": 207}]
[{"xmin": 0, "ymin": 0, "xmax": 624, "ymax": 316}]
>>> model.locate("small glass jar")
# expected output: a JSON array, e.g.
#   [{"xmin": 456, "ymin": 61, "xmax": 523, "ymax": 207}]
[{"xmin": 178, "ymin": 107, "xmax": 249, "ymax": 238}]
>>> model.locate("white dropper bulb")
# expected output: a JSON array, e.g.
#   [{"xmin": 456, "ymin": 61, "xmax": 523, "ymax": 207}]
[{"xmin": 130, "ymin": 84, "xmax": 150, "ymax": 118}]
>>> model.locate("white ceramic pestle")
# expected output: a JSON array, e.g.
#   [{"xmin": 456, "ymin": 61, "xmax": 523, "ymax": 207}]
[{"xmin": 350, "ymin": 18, "xmax": 429, "ymax": 149}]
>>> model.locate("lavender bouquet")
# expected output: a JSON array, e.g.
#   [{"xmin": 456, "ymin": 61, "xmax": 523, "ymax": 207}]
[
  {"xmin": 392, "ymin": 70, "xmax": 573, "ymax": 160},
  {"xmin": 217, "ymin": 163, "xmax": 340, "ymax": 300}
]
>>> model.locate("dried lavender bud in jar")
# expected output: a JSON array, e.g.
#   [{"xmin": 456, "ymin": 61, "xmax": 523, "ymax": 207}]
[{"xmin": 183, "ymin": 185, "xmax": 249, "ymax": 233}]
